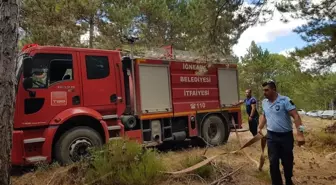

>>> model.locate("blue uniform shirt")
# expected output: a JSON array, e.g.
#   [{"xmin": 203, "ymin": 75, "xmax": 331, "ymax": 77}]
[
  {"xmin": 244, "ymin": 97, "xmax": 259, "ymax": 118},
  {"xmin": 262, "ymin": 94, "xmax": 296, "ymax": 133}
]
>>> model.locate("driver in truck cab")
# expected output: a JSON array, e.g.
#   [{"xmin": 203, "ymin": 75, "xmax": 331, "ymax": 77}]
[{"xmin": 31, "ymin": 68, "xmax": 47, "ymax": 88}]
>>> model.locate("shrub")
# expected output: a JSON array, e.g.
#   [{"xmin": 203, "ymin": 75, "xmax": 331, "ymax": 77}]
[{"xmin": 85, "ymin": 139, "xmax": 165, "ymax": 185}]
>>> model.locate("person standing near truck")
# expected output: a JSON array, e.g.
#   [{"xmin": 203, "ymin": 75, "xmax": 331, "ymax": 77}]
[
  {"xmin": 234, "ymin": 89, "xmax": 259, "ymax": 136},
  {"xmin": 258, "ymin": 80, "xmax": 305, "ymax": 185}
]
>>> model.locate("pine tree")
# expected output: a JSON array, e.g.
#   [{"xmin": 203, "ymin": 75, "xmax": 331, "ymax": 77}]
[
  {"xmin": 20, "ymin": 0, "xmax": 86, "ymax": 46},
  {"xmin": 276, "ymin": 0, "xmax": 336, "ymax": 69}
]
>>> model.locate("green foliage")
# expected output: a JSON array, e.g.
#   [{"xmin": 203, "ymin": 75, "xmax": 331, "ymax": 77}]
[
  {"xmin": 180, "ymin": 155, "xmax": 213, "ymax": 179},
  {"xmin": 239, "ymin": 41, "xmax": 302, "ymax": 107},
  {"xmin": 20, "ymin": 0, "xmax": 273, "ymax": 57},
  {"xmin": 300, "ymin": 73, "xmax": 336, "ymax": 110},
  {"xmin": 276, "ymin": 0, "xmax": 336, "ymax": 69},
  {"xmin": 238, "ymin": 41, "xmax": 336, "ymax": 111},
  {"xmin": 85, "ymin": 139, "xmax": 165, "ymax": 185},
  {"xmin": 21, "ymin": 0, "xmax": 86, "ymax": 47},
  {"xmin": 96, "ymin": 0, "xmax": 141, "ymax": 49}
]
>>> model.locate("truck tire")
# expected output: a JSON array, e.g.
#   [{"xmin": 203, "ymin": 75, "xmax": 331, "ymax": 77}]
[
  {"xmin": 54, "ymin": 126, "xmax": 103, "ymax": 165},
  {"xmin": 201, "ymin": 115, "xmax": 228, "ymax": 146}
]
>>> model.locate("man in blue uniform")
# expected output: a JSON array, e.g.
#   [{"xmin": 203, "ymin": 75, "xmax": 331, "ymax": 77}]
[
  {"xmin": 258, "ymin": 80, "xmax": 305, "ymax": 185},
  {"xmin": 234, "ymin": 89, "xmax": 259, "ymax": 136}
]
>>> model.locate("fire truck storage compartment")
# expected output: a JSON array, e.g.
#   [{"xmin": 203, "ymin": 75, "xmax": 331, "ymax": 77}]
[
  {"xmin": 138, "ymin": 64, "xmax": 172, "ymax": 113},
  {"xmin": 218, "ymin": 68, "xmax": 239, "ymax": 107}
]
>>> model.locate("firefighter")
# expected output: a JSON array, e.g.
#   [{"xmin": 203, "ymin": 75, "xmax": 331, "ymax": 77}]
[
  {"xmin": 32, "ymin": 68, "xmax": 47, "ymax": 88},
  {"xmin": 258, "ymin": 80, "xmax": 305, "ymax": 185},
  {"xmin": 234, "ymin": 89, "xmax": 259, "ymax": 136}
]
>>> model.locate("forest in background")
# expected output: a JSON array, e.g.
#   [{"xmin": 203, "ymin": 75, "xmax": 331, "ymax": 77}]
[
  {"xmin": 19, "ymin": 0, "xmax": 336, "ymax": 111},
  {"xmin": 239, "ymin": 41, "xmax": 336, "ymax": 111}
]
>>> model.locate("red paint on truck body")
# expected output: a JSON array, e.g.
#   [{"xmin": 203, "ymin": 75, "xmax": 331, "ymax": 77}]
[
  {"xmin": 170, "ymin": 61, "xmax": 220, "ymax": 113},
  {"xmin": 12, "ymin": 45, "xmax": 242, "ymax": 166}
]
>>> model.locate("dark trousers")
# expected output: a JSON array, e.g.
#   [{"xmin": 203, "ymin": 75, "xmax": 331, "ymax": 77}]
[
  {"xmin": 248, "ymin": 116, "xmax": 259, "ymax": 136},
  {"xmin": 267, "ymin": 130, "xmax": 294, "ymax": 185}
]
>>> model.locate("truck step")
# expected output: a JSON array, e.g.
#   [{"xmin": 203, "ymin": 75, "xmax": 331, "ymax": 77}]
[
  {"xmin": 25, "ymin": 156, "xmax": 47, "ymax": 163},
  {"xmin": 102, "ymin": 114, "xmax": 118, "ymax": 120},
  {"xmin": 143, "ymin": 141, "xmax": 160, "ymax": 147},
  {"xmin": 24, "ymin": 137, "xmax": 46, "ymax": 144},
  {"xmin": 108, "ymin": 125, "xmax": 121, "ymax": 131},
  {"xmin": 163, "ymin": 137, "xmax": 174, "ymax": 141},
  {"xmin": 109, "ymin": 137, "xmax": 122, "ymax": 141}
]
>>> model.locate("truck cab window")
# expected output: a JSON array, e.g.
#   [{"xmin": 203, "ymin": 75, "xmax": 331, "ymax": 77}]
[
  {"xmin": 31, "ymin": 53, "xmax": 72, "ymax": 88},
  {"xmin": 85, "ymin": 55, "xmax": 109, "ymax": 79},
  {"xmin": 49, "ymin": 59, "xmax": 73, "ymax": 86}
]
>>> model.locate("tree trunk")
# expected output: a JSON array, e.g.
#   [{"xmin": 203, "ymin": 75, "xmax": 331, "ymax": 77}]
[
  {"xmin": 89, "ymin": 16, "xmax": 94, "ymax": 48},
  {"xmin": 0, "ymin": 0, "xmax": 20, "ymax": 184}
]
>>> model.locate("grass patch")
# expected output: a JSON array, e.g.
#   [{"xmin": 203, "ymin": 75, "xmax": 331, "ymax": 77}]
[
  {"xmin": 313, "ymin": 131, "xmax": 336, "ymax": 147},
  {"xmin": 253, "ymin": 170, "xmax": 271, "ymax": 183},
  {"xmin": 325, "ymin": 122, "xmax": 336, "ymax": 134},
  {"xmin": 35, "ymin": 162, "xmax": 60, "ymax": 173},
  {"xmin": 85, "ymin": 139, "xmax": 165, "ymax": 185},
  {"xmin": 305, "ymin": 129, "xmax": 336, "ymax": 152},
  {"xmin": 180, "ymin": 155, "xmax": 213, "ymax": 179}
]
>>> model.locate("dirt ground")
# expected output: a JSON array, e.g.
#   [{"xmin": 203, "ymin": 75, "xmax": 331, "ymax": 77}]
[{"xmin": 12, "ymin": 116, "xmax": 336, "ymax": 185}]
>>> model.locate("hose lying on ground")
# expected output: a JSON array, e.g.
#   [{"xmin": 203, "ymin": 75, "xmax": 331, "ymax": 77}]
[
  {"xmin": 164, "ymin": 120, "xmax": 336, "ymax": 175},
  {"xmin": 164, "ymin": 118, "xmax": 267, "ymax": 175}
]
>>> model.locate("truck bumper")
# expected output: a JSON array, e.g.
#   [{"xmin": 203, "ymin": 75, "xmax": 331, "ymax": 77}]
[{"xmin": 11, "ymin": 130, "xmax": 24, "ymax": 166}]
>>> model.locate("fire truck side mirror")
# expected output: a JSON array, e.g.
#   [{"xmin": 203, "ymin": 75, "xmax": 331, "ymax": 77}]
[
  {"xmin": 22, "ymin": 77, "xmax": 36, "ymax": 97},
  {"xmin": 23, "ymin": 57, "xmax": 33, "ymax": 78},
  {"xmin": 23, "ymin": 77, "xmax": 33, "ymax": 90}
]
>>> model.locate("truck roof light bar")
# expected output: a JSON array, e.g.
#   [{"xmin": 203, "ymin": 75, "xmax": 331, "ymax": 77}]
[{"xmin": 22, "ymin": 43, "xmax": 39, "ymax": 52}]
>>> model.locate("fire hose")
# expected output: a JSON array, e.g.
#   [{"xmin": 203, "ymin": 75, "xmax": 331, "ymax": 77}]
[
  {"xmin": 164, "ymin": 121, "xmax": 336, "ymax": 175},
  {"xmin": 164, "ymin": 118, "xmax": 267, "ymax": 175}
]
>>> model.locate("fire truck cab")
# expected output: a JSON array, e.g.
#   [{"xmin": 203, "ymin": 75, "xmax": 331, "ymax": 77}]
[{"xmin": 12, "ymin": 44, "xmax": 242, "ymax": 166}]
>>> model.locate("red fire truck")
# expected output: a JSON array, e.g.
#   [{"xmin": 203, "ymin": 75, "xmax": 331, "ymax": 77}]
[{"xmin": 12, "ymin": 44, "xmax": 242, "ymax": 166}]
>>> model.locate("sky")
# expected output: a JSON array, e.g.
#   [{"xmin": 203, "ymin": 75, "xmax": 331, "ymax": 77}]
[
  {"xmin": 232, "ymin": 0, "xmax": 335, "ymax": 72},
  {"xmin": 232, "ymin": 10, "xmax": 307, "ymax": 58}
]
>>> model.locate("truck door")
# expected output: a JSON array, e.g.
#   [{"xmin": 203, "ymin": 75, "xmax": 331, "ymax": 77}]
[
  {"xmin": 79, "ymin": 52, "xmax": 118, "ymax": 115},
  {"xmin": 15, "ymin": 52, "xmax": 81, "ymax": 128}
]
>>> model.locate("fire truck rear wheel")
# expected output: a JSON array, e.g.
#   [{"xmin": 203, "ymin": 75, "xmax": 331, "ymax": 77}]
[
  {"xmin": 54, "ymin": 126, "xmax": 103, "ymax": 165},
  {"xmin": 201, "ymin": 115, "xmax": 227, "ymax": 146}
]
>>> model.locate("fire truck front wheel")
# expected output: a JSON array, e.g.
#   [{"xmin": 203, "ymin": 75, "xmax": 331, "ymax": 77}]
[
  {"xmin": 201, "ymin": 115, "xmax": 227, "ymax": 146},
  {"xmin": 54, "ymin": 126, "xmax": 103, "ymax": 164}
]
